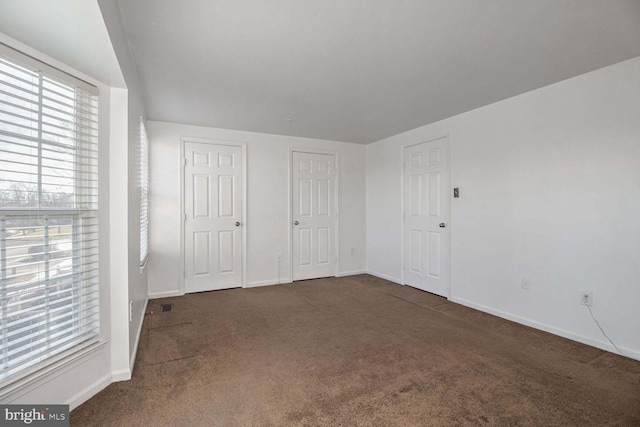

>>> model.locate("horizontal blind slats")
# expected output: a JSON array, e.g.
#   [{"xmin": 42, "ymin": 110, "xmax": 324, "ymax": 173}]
[
  {"xmin": 139, "ymin": 119, "xmax": 149, "ymax": 263},
  {"xmin": 5, "ymin": 307, "xmax": 99, "ymax": 343},
  {"xmin": 6, "ymin": 308, "xmax": 100, "ymax": 352},
  {"xmin": 0, "ymin": 88, "xmax": 39, "ymax": 111},
  {"xmin": 6, "ymin": 297, "xmax": 98, "ymax": 350},
  {"xmin": 0, "ymin": 131, "xmax": 99, "ymax": 158},
  {"xmin": 6, "ymin": 289, "xmax": 98, "ymax": 322},
  {"xmin": 0, "ymin": 45, "xmax": 100, "ymax": 383},
  {"xmin": 5, "ymin": 279, "xmax": 99, "ymax": 307},
  {"xmin": 0, "ymin": 76, "xmax": 39, "ymax": 100},
  {"xmin": 2, "ymin": 329, "xmax": 99, "ymax": 379}
]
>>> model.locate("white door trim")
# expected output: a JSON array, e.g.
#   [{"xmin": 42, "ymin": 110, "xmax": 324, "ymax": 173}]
[
  {"xmin": 179, "ymin": 136, "xmax": 247, "ymax": 295},
  {"xmin": 289, "ymin": 147, "xmax": 339, "ymax": 281},
  {"xmin": 400, "ymin": 132, "xmax": 452, "ymax": 298}
]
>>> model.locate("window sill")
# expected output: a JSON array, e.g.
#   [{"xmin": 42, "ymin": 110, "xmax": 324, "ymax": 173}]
[
  {"xmin": 140, "ymin": 254, "xmax": 150, "ymax": 272},
  {"xmin": 0, "ymin": 339, "xmax": 108, "ymax": 403}
]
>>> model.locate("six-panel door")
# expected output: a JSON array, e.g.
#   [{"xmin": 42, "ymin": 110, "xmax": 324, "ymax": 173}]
[
  {"xmin": 182, "ymin": 143, "xmax": 447, "ymax": 291},
  {"xmin": 403, "ymin": 137, "xmax": 450, "ymax": 297},
  {"xmin": 292, "ymin": 152, "xmax": 336, "ymax": 281},
  {"xmin": 184, "ymin": 141, "xmax": 242, "ymax": 292}
]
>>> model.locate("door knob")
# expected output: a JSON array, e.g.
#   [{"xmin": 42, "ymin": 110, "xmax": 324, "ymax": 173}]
[
  {"xmin": 439, "ymin": 223, "xmax": 446, "ymax": 228},
  {"xmin": 235, "ymin": 221, "xmax": 240, "ymax": 227},
  {"xmin": 294, "ymin": 221, "xmax": 299, "ymax": 225}
]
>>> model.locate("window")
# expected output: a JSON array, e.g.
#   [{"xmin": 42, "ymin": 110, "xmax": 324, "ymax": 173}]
[
  {"xmin": 0, "ymin": 44, "xmax": 100, "ymax": 383},
  {"xmin": 139, "ymin": 118, "xmax": 149, "ymax": 265}
]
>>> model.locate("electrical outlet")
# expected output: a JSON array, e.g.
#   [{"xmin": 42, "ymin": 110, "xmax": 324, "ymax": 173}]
[
  {"xmin": 581, "ymin": 291, "xmax": 593, "ymax": 307},
  {"xmin": 521, "ymin": 278, "xmax": 530, "ymax": 290}
]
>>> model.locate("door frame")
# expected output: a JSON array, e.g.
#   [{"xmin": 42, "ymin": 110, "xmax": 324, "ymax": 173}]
[
  {"xmin": 179, "ymin": 136, "xmax": 247, "ymax": 295},
  {"xmin": 289, "ymin": 148, "xmax": 339, "ymax": 282},
  {"xmin": 400, "ymin": 132, "xmax": 452, "ymax": 298}
]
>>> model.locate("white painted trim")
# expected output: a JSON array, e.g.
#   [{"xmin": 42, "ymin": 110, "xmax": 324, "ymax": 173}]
[
  {"xmin": 0, "ymin": 340, "xmax": 107, "ymax": 403},
  {"xmin": 337, "ymin": 270, "xmax": 367, "ymax": 277},
  {"xmin": 179, "ymin": 139, "xmax": 185, "ymax": 296},
  {"xmin": 111, "ymin": 368, "xmax": 131, "ymax": 382},
  {"xmin": 365, "ymin": 271, "xmax": 639, "ymax": 360},
  {"xmin": 450, "ymin": 296, "xmax": 640, "ymax": 362},
  {"xmin": 247, "ymin": 272, "xmax": 365, "ymax": 286},
  {"xmin": 400, "ymin": 133, "xmax": 452, "ymax": 297},
  {"xmin": 245, "ymin": 279, "xmax": 293, "ymax": 288},
  {"xmin": 66, "ymin": 372, "xmax": 112, "ymax": 411},
  {"xmin": 148, "ymin": 290, "xmax": 181, "ymax": 299},
  {"xmin": 287, "ymin": 149, "xmax": 292, "ymax": 281},
  {"xmin": 0, "ymin": 42, "xmax": 97, "ymax": 94},
  {"xmin": 0, "ymin": 33, "xmax": 104, "ymax": 89},
  {"xmin": 289, "ymin": 148, "xmax": 339, "ymax": 282},
  {"xmin": 108, "ymin": 87, "xmax": 131, "ymax": 379},
  {"xmin": 179, "ymin": 137, "xmax": 247, "ymax": 294},
  {"xmin": 139, "ymin": 253, "xmax": 150, "ymax": 272},
  {"xmin": 129, "ymin": 298, "xmax": 148, "ymax": 374},
  {"xmin": 241, "ymin": 142, "xmax": 247, "ymax": 288},
  {"xmin": 365, "ymin": 270, "xmax": 403, "ymax": 285}
]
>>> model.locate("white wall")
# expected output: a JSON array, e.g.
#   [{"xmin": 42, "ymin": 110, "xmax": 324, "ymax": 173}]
[
  {"xmin": 98, "ymin": 0, "xmax": 149, "ymax": 370},
  {"xmin": 148, "ymin": 121, "xmax": 366, "ymax": 297},
  {"xmin": 107, "ymin": 87, "xmax": 130, "ymax": 379},
  {"xmin": 367, "ymin": 56, "xmax": 640, "ymax": 360}
]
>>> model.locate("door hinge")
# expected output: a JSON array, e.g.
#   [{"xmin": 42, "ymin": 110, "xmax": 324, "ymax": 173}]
[{"xmin": 184, "ymin": 213, "xmax": 187, "ymax": 222}]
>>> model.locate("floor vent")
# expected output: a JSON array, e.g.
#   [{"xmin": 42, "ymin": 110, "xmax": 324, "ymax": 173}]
[{"xmin": 160, "ymin": 304, "xmax": 173, "ymax": 312}]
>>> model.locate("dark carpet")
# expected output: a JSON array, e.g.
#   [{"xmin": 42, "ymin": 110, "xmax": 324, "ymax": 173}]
[{"xmin": 71, "ymin": 274, "xmax": 640, "ymax": 426}]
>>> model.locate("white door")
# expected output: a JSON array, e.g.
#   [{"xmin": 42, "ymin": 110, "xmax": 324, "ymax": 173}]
[
  {"xmin": 403, "ymin": 137, "xmax": 450, "ymax": 297},
  {"xmin": 184, "ymin": 141, "xmax": 243, "ymax": 293},
  {"xmin": 292, "ymin": 152, "xmax": 336, "ymax": 281}
]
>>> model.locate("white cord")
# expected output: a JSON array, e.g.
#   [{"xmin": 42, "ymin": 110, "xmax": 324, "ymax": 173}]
[{"xmin": 586, "ymin": 305, "xmax": 625, "ymax": 357}]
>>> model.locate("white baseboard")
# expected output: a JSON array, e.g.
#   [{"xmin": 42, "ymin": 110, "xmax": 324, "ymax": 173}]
[
  {"xmin": 337, "ymin": 270, "xmax": 366, "ymax": 277},
  {"xmin": 0, "ymin": 340, "xmax": 108, "ymax": 405},
  {"xmin": 111, "ymin": 368, "xmax": 131, "ymax": 382},
  {"xmin": 148, "ymin": 290, "xmax": 180, "ymax": 299},
  {"xmin": 450, "ymin": 296, "xmax": 640, "ymax": 361},
  {"xmin": 66, "ymin": 372, "xmax": 112, "ymax": 411},
  {"xmin": 246, "ymin": 273, "xmax": 366, "ymax": 287},
  {"xmin": 245, "ymin": 279, "xmax": 292, "ymax": 288},
  {"xmin": 129, "ymin": 298, "xmax": 148, "ymax": 374},
  {"xmin": 365, "ymin": 270, "xmax": 403, "ymax": 285}
]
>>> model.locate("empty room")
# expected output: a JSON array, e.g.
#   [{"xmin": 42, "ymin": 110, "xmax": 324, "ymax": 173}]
[{"xmin": 0, "ymin": 0, "xmax": 639, "ymax": 425}]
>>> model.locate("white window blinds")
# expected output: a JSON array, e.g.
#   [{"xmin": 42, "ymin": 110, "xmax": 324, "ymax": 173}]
[
  {"xmin": 0, "ymin": 43, "xmax": 100, "ymax": 383},
  {"xmin": 139, "ymin": 118, "xmax": 149, "ymax": 265}
]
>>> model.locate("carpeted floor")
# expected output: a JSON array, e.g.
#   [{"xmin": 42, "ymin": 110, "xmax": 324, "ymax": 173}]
[{"xmin": 71, "ymin": 274, "xmax": 640, "ymax": 426}]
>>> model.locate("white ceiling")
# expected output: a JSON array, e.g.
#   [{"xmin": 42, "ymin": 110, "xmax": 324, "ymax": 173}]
[{"xmin": 118, "ymin": 1, "xmax": 639, "ymax": 143}]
